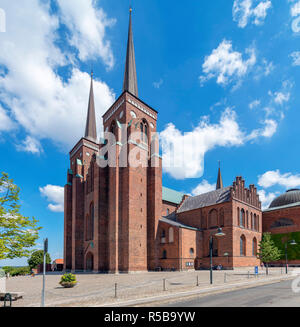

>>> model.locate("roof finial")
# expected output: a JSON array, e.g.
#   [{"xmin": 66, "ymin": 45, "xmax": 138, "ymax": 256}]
[{"xmin": 85, "ymin": 70, "xmax": 97, "ymax": 143}]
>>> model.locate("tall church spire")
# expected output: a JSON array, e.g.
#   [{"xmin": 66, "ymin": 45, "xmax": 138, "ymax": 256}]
[
  {"xmin": 216, "ymin": 161, "xmax": 223, "ymax": 190},
  {"xmin": 85, "ymin": 71, "xmax": 97, "ymax": 142},
  {"xmin": 123, "ymin": 8, "xmax": 138, "ymax": 97}
]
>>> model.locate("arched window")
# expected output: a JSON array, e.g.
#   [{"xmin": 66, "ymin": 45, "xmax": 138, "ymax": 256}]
[
  {"xmin": 208, "ymin": 209, "xmax": 218, "ymax": 228},
  {"xmin": 140, "ymin": 119, "xmax": 149, "ymax": 144},
  {"xmin": 251, "ymin": 213, "xmax": 253, "ymax": 230},
  {"xmin": 254, "ymin": 214, "xmax": 257, "ymax": 231},
  {"xmin": 89, "ymin": 203, "xmax": 94, "ymax": 241},
  {"xmin": 219, "ymin": 208, "xmax": 225, "ymax": 227},
  {"xmin": 240, "ymin": 235, "xmax": 246, "ymax": 256},
  {"xmin": 169, "ymin": 227, "xmax": 174, "ymax": 243},
  {"xmin": 256, "ymin": 215, "xmax": 259, "ymax": 231},
  {"xmin": 140, "ymin": 122, "xmax": 144, "ymax": 142},
  {"xmin": 246, "ymin": 211, "xmax": 249, "ymax": 229},
  {"xmin": 240, "ymin": 209, "xmax": 245, "ymax": 227},
  {"xmin": 162, "ymin": 250, "xmax": 167, "ymax": 259},
  {"xmin": 190, "ymin": 248, "xmax": 195, "ymax": 256},
  {"xmin": 237, "ymin": 207, "xmax": 240, "ymax": 225},
  {"xmin": 253, "ymin": 238, "xmax": 257, "ymax": 256},
  {"xmin": 161, "ymin": 230, "xmax": 166, "ymax": 243}
]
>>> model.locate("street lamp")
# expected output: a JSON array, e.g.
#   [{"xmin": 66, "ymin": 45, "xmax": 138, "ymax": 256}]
[
  {"xmin": 285, "ymin": 239, "xmax": 297, "ymax": 274},
  {"xmin": 209, "ymin": 228, "xmax": 226, "ymax": 284}
]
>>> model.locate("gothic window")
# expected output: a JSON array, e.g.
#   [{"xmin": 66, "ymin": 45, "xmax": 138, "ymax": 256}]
[
  {"xmin": 190, "ymin": 248, "xmax": 194, "ymax": 256},
  {"xmin": 251, "ymin": 213, "xmax": 253, "ymax": 230},
  {"xmin": 253, "ymin": 238, "xmax": 257, "ymax": 256},
  {"xmin": 240, "ymin": 209, "xmax": 245, "ymax": 227},
  {"xmin": 169, "ymin": 227, "xmax": 174, "ymax": 243},
  {"xmin": 237, "ymin": 207, "xmax": 240, "ymax": 226},
  {"xmin": 246, "ymin": 211, "xmax": 249, "ymax": 229},
  {"xmin": 161, "ymin": 229, "xmax": 166, "ymax": 243},
  {"xmin": 140, "ymin": 122, "xmax": 144, "ymax": 142},
  {"xmin": 254, "ymin": 214, "xmax": 257, "ymax": 231},
  {"xmin": 162, "ymin": 250, "xmax": 167, "ymax": 259},
  {"xmin": 219, "ymin": 208, "xmax": 225, "ymax": 227},
  {"xmin": 240, "ymin": 235, "xmax": 246, "ymax": 256},
  {"xmin": 208, "ymin": 209, "xmax": 218, "ymax": 228}
]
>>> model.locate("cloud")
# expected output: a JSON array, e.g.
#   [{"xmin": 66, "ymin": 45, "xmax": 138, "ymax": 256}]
[
  {"xmin": 258, "ymin": 170, "xmax": 300, "ymax": 189},
  {"xmin": 290, "ymin": 51, "xmax": 300, "ymax": 65},
  {"xmin": 153, "ymin": 79, "xmax": 163, "ymax": 89},
  {"xmin": 233, "ymin": 0, "xmax": 272, "ymax": 28},
  {"xmin": 247, "ymin": 119, "xmax": 277, "ymax": 140},
  {"xmin": 291, "ymin": 0, "xmax": 300, "ymax": 17},
  {"xmin": 39, "ymin": 185, "xmax": 64, "ymax": 213},
  {"xmin": 191, "ymin": 180, "xmax": 216, "ymax": 196},
  {"xmin": 57, "ymin": 0, "xmax": 115, "ymax": 69},
  {"xmin": 258, "ymin": 189, "xmax": 278, "ymax": 209},
  {"xmin": 249, "ymin": 99, "xmax": 261, "ymax": 109},
  {"xmin": 200, "ymin": 40, "xmax": 256, "ymax": 86},
  {"xmin": 0, "ymin": 105, "xmax": 15, "ymax": 132},
  {"xmin": 274, "ymin": 92, "xmax": 290, "ymax": 105},
  {"xmin": 0, "ymin": 0, "xmax": 115, "ymax": 153},
  {"xmin": 16, "ymin": 136, "xmax": 42, "ymax": 155}
]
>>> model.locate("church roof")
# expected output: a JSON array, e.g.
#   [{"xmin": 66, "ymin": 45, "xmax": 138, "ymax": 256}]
[
  {"xmin": 216, "ymin": 163, "xmax": 223, "ymax": 190},
  {"xmin": 162, "ymin": 187, "xmax": 185, "ymax": 205},
  {"xmin": 84, "ymin": 73, "xmax": 97, "ymax": 142},
  {"xmin": 177, "ymin": 186, "xmax": 232, "ymax": 213},
  {"xmin": 123, "ymin": 9, "xmax": 138, "ymax": 97}
]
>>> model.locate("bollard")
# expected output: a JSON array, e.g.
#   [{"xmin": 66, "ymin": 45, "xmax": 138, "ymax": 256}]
[
  {"xmin": 224, "ymin": 273, "xmax": 227, "ymax": 283},
  {"xmin": 163, "ymin": 278, "xmax": 166, "ymax": 291},
  {"xmin": 197, "ymin": 275, "xmax": 199, "ymax": 287},
  {"xmin": 115, "ymin": 283, "xmax": 117, "ymax": 298}
]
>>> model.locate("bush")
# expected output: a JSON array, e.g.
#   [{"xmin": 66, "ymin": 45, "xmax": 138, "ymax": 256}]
[
  {"xmin": 60, "ymin": 273, "xmax": 77, "ymax": 286},
  {"xmin": 28, "ymin": 250, "xmax": 51, "ymax": 269},
  {"xmin": 2, "ymin": 266, "xmax": 30, "ymax": 276}
]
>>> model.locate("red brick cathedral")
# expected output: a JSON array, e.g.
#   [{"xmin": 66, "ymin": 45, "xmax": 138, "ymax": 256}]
[{"xmin": 64, "ymin": 10, "xmax": 300, "ymax": 273}]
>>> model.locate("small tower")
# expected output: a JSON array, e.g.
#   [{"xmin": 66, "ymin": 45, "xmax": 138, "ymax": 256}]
[{"xmin": 216, "ymin": 161, "xmax": 223, "ymax": 190}]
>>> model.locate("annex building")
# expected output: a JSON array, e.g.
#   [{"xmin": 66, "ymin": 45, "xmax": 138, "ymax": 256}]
[{"xmin": 64, "ymin": 10, "xmax": 300, "ymax": 272}]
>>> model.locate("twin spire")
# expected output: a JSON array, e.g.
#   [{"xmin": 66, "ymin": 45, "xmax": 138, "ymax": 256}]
[{"xmin": 84, "ymin": 8, "xmax": 139, "ymax": 142}]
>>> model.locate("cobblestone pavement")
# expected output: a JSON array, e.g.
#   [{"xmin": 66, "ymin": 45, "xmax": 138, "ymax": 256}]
[{"xmin": 2, "ymin": 267, "xmax": 292, "ymax": 307}]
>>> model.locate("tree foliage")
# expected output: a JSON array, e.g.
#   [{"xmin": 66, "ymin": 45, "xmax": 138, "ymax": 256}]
[
  {"xmin": 0, "ymin": 172, "xmax": 41, "ymax": 260},
  {"xmin": 28, "ymin": 250, "xmax": 51, "ymax": 269},
  {"xmin": 257, "ymin": 233, "xmax": 282, "ymax": 273}
]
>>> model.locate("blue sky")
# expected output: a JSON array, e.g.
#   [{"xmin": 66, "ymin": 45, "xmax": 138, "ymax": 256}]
[{"xmin": 1, "ymin": 0, "xmax": 300, "ymax": 266}]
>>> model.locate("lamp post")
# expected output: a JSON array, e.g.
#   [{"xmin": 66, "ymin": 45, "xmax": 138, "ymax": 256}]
[
  {"xmin": 285, "ymin": 239, "xmax": 297, "ymax": 274},
  {"xmin": 209, "ymin": 228, "xmax": 225, "ymax": 284}
]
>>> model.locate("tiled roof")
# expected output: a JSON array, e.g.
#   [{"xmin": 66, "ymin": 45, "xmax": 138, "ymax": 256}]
[
  {"xmin": 54, "ymin": 259, "xmax": 64, "ymax": 265},
  {"xmin": 177, "ymin": 186, "xmax": 232, "ymax": 213},
  {"xmin": 159, "ymin": 217, "xmax": 199, "ymax": 231},
  {"xmin": 162, "ymin": 187, "xmax": 185, "ymax": 205}
]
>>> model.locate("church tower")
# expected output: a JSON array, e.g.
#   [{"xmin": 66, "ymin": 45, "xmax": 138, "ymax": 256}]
[{"xmin": 64, "ymin": 8, "xmax": 162, "ymax": 273}]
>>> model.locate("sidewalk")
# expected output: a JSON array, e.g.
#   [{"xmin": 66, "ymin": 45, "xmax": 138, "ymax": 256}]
[{"xmin": 3, "ymin": 267, "xmax": 296, "ymax": 307}]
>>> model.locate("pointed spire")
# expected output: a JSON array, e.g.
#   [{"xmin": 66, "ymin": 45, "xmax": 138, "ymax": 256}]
[
  {"xmin": 85, "ymin": 71, "xmax": 97, "ymax": 142},
  {"xmin": 123, "ymin": 7, "xmax": 138, "ymax": 97},
  {"xmin": 216, "ymin": 161, "xmax": 223, "ymax": 190}
]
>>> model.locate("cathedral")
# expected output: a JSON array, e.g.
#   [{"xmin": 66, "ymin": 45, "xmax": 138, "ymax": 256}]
[{"xmin": 64, "ymin": 10, "xmax": 300, "ymax": 273}]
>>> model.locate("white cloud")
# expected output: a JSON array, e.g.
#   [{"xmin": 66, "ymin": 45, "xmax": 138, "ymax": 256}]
[
  {"xmin": 16, "ymin": 136, "xmax": 42, "ymax": 155},
  {"xmin": 161, "ymin": 108, "xmax": 247, "ymax": 180},
  {"xmin": 258, "ymin": 189, "xmax": 278, "ymax": 209},
  {"xmin": 274, "ymin": 92, "xmax": 290, "ymax": 105},
  {"xmin": 39, "ymin": 185, "xmax": 64, "ymax": 213},
  {"xmin": 249, "ymin": 99, "xmax": 261, "ymax": 109},
  {"xmin": 291, "ymin": 1, "xmax": 300, "ymax": 17},
  {"xmin": 246, "ymin": 119, "xmax": 277, "ymax": 140},
  {"xmin": 57, "ymin": 0, "xmax": 115, "ymax": 69},
  {"xmin": 153, "ymin": 79, "xmax": 163, "ymax": 89},
  {"xmin": 0, "ymin": 105, "xmax": 15, "ymax": 132},
  {"xmin": 258, "ymin": 170, "xmax": 300, "ymax": 189},
  {"xmin": 0, "ymin": 0, "xmax": 115, "ymax": 152},
  {"xmin": 290, "ymin": 51, "xmax": 300, "ymax": 65},
  {"xmin": 200, "ymin": 40, "xmax": 256, "ymax": 86},
  {"xmin": 233, "ymin": 0, "xmax": 272, "ymax": 28},
  {"xmin": 191, "ymin": 180, "xmax": 216, "ymax": 196}
]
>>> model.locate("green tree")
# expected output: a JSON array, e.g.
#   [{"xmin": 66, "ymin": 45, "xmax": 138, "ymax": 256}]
[
  {"xmin": 257, "ymin": 233, "xmax": 282, "ymax": 275},
  {"xmin": 0, "ymin": 172, "xmax": 41, "ymax": 260},
  {"xmin": 28, "ymin": 250, "xmax": 51, "ymax": 269}
]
